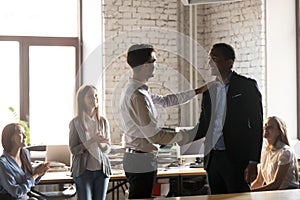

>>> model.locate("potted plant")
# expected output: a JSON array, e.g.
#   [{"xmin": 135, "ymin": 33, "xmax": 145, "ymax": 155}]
[{"xmin": 8, "ymin": 107, "xmax": 30, "ymax": 146}]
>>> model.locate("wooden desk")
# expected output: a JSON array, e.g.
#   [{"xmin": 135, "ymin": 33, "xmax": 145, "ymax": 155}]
[
  {"xmin": 39, "ymin": 167, "xmax": 206, "ymax": 199},
  {"xmin": 109, "ymin": 167, "xmax": 206, "ymax": 199},
  {"xmin": 157, "ymin": 167, "xmax": 206, "ymax": 196},
  {"xmin": 39, "ymin": 167, "xmax": 206, "ymax": 183},
  {"xmin": 157, "ymin": 167, "xmax": 206, "ymax": 177},
  {"xmin": 39, "ymin": 171, "xmax": 73, "ymax": 185},
  {"xmin": 147, "ymin": 189, "xmax": 300, "ymax": 200},
  {"xmin": 109, "ymin": 167, "xmax": 206, "ymax": 180}
]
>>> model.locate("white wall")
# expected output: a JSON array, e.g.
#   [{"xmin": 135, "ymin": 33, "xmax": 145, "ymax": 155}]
[
  {"xmin": 266, "ymin": 0, "xmax": 297, "ymax": 139},
  {"xmin": 81, "ymin": 0, "xmax": 105, "ymax": 113}
]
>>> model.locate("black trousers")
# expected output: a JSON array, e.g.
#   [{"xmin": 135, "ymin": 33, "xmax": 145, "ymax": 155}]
[
  {"xmin": 123, "ymin": 152, "xmax": 157, "ymax": 199},
  {"xmin": 125, "ymin": 171, "xmax": 157, "ymax": 199},
  {"xmin": 206, "ymin": 150, "xmax": 250, "ymax": 194}
]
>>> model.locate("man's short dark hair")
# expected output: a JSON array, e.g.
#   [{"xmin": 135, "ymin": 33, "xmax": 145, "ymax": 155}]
[
  {"xmin": 126, "ymin": 44, "xmax": 155, "ymax": 68},
  {"xmin": 213, "ymin": 43, "xmax": 236, "ymax": 61}
]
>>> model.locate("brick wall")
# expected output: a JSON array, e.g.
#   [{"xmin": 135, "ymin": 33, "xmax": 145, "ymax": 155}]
[
  {"xmin": 102, "ymin": 0, "xmax": 265, "ymax": 144},
  {"xmin": 103, "ymin": 0, "xmax": 180, "ymax": 144},
  {"xmin": 199, "ymin": 0, "xmax": 265, "ymax": 91}
]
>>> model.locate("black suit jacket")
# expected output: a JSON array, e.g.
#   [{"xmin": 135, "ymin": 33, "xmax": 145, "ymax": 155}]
[{"xmin": 192, "ymin": 71, "xmax": 263, "ymax": 169}]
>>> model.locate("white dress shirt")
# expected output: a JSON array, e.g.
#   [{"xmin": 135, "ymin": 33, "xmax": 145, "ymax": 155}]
[{"xmin": 120, "ymin": 78, "xmax": 196, "ymax": 153}]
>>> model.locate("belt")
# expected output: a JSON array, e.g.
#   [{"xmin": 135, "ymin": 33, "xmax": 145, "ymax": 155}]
[
  {"xmin": 125, "ymin": 148, "xmax": 146, "ymax": 153},
  {"xmin": 211, "ymin": 149, "xmax": 226, "ymax": 154},
  {"xmin": 212, "ymin": 149, "xmax": 226, "ymax": 151}
]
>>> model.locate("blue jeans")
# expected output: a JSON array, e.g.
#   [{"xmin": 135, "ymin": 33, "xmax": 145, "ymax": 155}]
[{"xmin": 74, "ymin": 170, "xmax": 109, "ymax": 200}]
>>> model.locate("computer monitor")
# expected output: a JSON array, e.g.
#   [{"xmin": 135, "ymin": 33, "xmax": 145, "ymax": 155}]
[
  {"xmin": 177, "ymin": 138, "xmax": 205, "ymax": 158},
  {"xmin": 46, "ymin": 144, "xmax": 71, "ymax": 166},
  {"xmin": 175, "ymin": 127, "xmax": 205, "ymax": 159}
]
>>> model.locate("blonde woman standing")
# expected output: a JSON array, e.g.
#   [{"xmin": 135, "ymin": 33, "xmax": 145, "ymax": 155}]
[{"xmin": 69, "ymin": 85, "xmax": 111, "ymax": 200}]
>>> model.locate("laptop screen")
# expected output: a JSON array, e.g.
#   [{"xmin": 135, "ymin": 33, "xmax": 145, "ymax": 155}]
[{"xmin": 46, "ymin": 144, "xmax": 71, "ymax": 166}]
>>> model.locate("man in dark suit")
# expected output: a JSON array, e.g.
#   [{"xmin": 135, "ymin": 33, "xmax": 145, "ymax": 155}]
[{"xmin": 189, "ymin": 43, "xmax": 263, "ymax": 194}]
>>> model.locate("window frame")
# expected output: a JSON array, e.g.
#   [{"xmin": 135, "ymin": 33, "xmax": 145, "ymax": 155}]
[{"xmin": 0, "ymin": 36, "xmax": 81, "ymax": 122}]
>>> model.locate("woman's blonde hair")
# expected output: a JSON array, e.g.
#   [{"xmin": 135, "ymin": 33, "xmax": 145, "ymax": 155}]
[
  {"xmin": 268, "ymin": 116, "xmax": 289, "ymax": 146},
  {"xmin": 267, "ymin": 116, "xmax": 299, "ymax": 181},
  {"xmin": 75, "ymin": 85, "xmax": 103, "ymax": 131}
]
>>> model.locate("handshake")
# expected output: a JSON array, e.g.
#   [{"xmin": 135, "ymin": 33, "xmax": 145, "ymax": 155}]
[{"xmin": 174, "ymin": 127, "xmax": 196, "ymax": 146}]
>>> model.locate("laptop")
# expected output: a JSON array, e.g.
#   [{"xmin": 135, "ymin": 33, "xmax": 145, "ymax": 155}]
[{"xmin": 46, "ymin": 144, "xmax": 71, "ymax": 167}]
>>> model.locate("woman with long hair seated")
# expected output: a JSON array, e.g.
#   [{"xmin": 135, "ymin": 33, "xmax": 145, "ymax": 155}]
[
  {"xmin": 0, "ymin": 123, "xmax": 50, "ymax": 200},
  {"xmin": 251, "ymin": 116, "xmax": 299, "ymax": 191}
]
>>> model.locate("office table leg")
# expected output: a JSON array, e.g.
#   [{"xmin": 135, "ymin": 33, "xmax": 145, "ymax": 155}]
[
  {"xmin": 112, "ymin": 181, "xmax": 115, "ymax": 200},
  {"xmin": 107, "ymin": 180, "xmax": 128, "ymax": 200}
]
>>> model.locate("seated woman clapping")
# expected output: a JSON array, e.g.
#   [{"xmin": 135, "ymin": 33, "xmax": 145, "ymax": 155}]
[{"xmin": 0, "ymin": 123, "xmax": 50, "ymax": 200}]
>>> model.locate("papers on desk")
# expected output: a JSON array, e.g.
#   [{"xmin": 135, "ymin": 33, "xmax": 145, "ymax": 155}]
[
  {"xmin": 33, "ymin": 160, "xmax": 70, "ymax": 172},
  {"xmin": 48, "ymin": 167, "xmax": 70, "ymax": 172},
  {"xmin": 48, "ymin": 161, "xmax": 70, "ymax": 172},
  {"xmin": 109, "ymin": 158, "xmax": 123, "ymax": 166},
  {"xmin": 166, "ymin": 165, "xmax": 187, "ymax": 170},
  {"xmin": 111, "ymin": 169, "xmax": 124, "ymax": 175},
  {"xmin": 108, "ymin": 144, "xmax": 124, "ymax": 169},
  {"xmin": 50, "ymin": 161, "xmax": 65, "ymax": 167},
  {"xmin": 158, "ymin": 145, "xmax": 178, "ymax": 165}
]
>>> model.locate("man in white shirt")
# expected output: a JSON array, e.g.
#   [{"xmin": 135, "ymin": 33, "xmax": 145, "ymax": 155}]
[{"xmin": 120, "ymin": 44, "xmax": 207, "ymax": 199}]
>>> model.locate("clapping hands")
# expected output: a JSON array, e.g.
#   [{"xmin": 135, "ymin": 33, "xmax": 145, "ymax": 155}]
[
  {"xmin": 91, "ymin": 133, "xmax": 109, "ymax": 144},
  {"xmin": 34, "ymin": 162, "xmax": 50, "ymax": 178},
  {"xmin": 84, "ymin": 132, "xmax": 109, "ymax": 150}
]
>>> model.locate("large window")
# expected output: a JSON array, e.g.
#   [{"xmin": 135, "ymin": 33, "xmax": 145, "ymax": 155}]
[
  {"xmin": 0, "ymin": 0, "xmax": 81, "ymax": 145},
  {"xmin": 29, "ymin": 45, "xmax": 78, "ymax": 144},
  {"xmin": 0, "ymin": 37, "xmax": 80, "ymax": 145}
]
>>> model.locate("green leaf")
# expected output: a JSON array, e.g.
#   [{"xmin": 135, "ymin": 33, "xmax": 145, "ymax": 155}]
[{"xmin": 8, "ymin": 107, "xmax": 31, "ymax": 146}]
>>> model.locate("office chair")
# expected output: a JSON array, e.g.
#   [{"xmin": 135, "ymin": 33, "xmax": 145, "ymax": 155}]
[{"xmin": 30, "ymin": 185, "xmax": 76, "ymax": 200}]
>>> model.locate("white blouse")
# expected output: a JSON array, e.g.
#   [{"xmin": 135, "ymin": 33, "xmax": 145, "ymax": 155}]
[
  {"xmin": 260, "ymin": 143, "xmax": 299, "ymax": 189},
  {"xmin": 85, "ymin": 114, "xmax": 102, "ymax": 171}
]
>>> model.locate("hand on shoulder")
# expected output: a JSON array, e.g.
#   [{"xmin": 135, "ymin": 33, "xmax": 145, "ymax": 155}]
[{"xmin": 195, "ymin": 80, "xmax": 215, "ymax": 94}]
